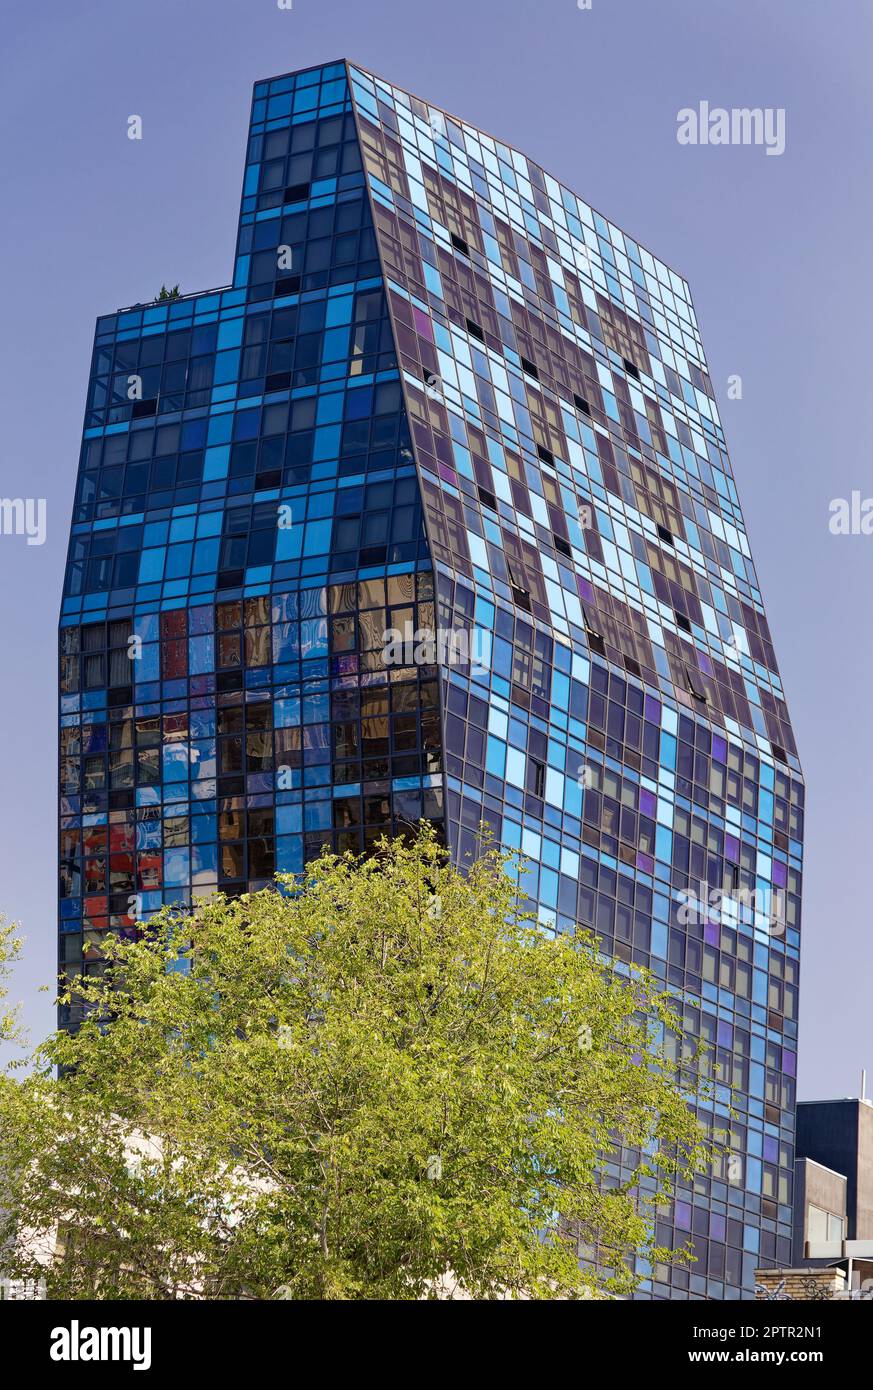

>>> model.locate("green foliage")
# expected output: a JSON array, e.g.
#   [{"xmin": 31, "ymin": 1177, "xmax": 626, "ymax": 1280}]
[
  {"xmin": 0, "ymin": 827, "xmax": 720, "ymax": 1299},
  {"xmin": 155, "ymin": 284, "xmax": 181, "ymax": 302},
  {"xmin": 0, "ymin": 916, "xmax": 24, "ymax": 1049}
]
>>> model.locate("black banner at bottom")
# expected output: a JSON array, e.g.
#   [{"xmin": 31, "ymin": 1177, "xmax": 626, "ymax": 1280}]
[{"xmin": 0, "ymin": 1295, "xmax": 864, "ymax": 1375}]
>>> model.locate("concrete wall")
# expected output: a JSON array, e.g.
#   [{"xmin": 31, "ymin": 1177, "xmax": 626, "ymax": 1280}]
[{"xmin": 793, "ymin": 1157, "xmax": 846, "ymax": 1263}]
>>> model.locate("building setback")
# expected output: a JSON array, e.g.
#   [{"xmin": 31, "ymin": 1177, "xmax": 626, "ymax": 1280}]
[
  {"xmin": 58, "ymin": 60, "xmax": 803, "ymax": 1299},
  {"xmin": 796, "ymin": 1098, "xmax": 873, "ymax": 1249}
]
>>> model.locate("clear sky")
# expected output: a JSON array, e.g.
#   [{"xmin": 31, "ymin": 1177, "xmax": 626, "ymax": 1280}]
[{"xmin": 1, "ymin": 0, "xmax": 869, "ymax": 1100}]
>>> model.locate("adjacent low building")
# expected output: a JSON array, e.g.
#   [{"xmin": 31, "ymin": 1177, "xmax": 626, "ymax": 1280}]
[{"xmin": 756, "ymin": 1089, "xmax": 873, "ymax": 1299}]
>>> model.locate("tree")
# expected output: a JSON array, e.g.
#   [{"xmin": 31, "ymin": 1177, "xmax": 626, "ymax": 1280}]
[
  {"xmin": 0, "ymin": 916, "xmax": 24, "ymax": 1049},
  {"xmin": 0, "ymin": 827, "xmax": 720, "ymax": 1299},
  {"xmin": 155, "ymin": 284, "xmax": 181, "ymax": 302}
]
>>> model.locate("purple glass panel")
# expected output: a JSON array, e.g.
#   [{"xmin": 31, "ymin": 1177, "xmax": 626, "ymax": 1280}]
[
  {"xmin": 710, "ymin": 1214, "xmax": 726, "ymax": 1241},
  {"xmin": 413, "ymin": 306, "xmax": 434, "ymax": 340},
  {"xmin": 674, "ymin": 1200, "xmax": 692, "ymax": 1231}
]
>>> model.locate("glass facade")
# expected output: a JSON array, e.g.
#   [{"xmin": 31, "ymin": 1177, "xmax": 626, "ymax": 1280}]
[{"xmin": 58, "ymin": 60, "xmax": 802, "ymax": 1299}]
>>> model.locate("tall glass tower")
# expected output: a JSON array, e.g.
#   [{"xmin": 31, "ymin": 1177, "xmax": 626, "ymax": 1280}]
[{"xmin": 58, "ymin": 60, "xmax": 803, "ymax": 1299}]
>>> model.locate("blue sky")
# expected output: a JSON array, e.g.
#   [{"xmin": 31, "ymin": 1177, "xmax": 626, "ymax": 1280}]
[{"xmin": 1, "ymin": 0, "xmax": 870, "ymax": 1100}]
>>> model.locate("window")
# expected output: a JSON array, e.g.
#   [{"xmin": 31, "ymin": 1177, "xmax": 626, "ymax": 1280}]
[
  {"xmin": 685, "ymin": 663, "xmax": 708, "ymax": 702},
  {"xmin": 807, "ymin": 1204, "xmax": 844, "ymax": 1246}
]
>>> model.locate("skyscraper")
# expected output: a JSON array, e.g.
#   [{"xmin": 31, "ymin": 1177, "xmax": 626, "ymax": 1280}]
[{"xmin": 58, "ymin": 60, "xmax": 803, "ymax": 1299}]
